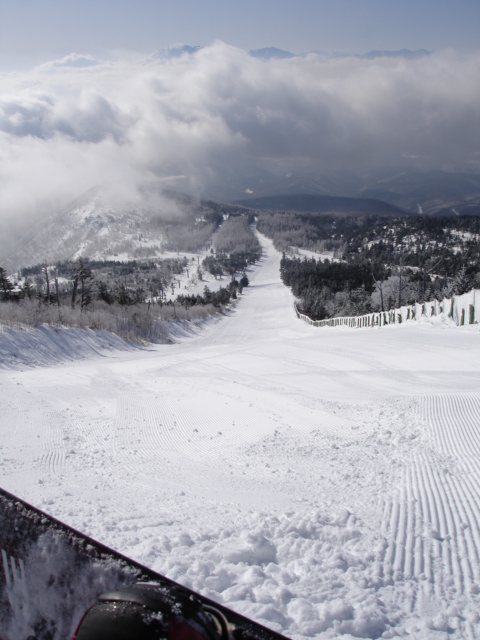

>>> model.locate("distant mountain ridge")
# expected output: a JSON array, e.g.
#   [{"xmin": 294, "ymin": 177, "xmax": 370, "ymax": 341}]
[
  {"xmin": 358, "ymin": 170, "xmax": 480, "ymax": 216},
  {"xmin": 151, "ymin": 44, "xmax": 203, "ymax": 60},
  {"xmin": 255, "ymin": 48, "xmax": 431, "ymax": 61},
  {"xmin": 249, "ymin": 47, "xmax": 296, "ymax": 60},
  {"xmin": 150, "ymin": 44, "xmax": 431, "ymax": 62},
  {"xmin": 358, "ymin": 48, "xmax": 430, "ymax": 60},
  {"xmin": 221, "ymin": 168, "xmax": 480, "ymax": 217},
  {"xmin": 233, "ymin": 193, "xmax": 408, "ymax": 216}
]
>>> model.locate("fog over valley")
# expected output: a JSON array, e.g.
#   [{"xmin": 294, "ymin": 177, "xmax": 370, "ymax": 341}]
[{"xmin": 1, "ymin": 43, "xmax": 480, "ymax": 257}]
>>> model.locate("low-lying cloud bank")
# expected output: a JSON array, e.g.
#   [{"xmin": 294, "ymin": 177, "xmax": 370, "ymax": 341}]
[{"xmin": 1, "ymin": 42, "xmax": 479, "ymax": 254}]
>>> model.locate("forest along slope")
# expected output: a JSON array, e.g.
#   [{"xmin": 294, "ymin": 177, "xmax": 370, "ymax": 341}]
[{"xmin": 1, "ymin": 233, "xmax": 480, "ymax": 639}]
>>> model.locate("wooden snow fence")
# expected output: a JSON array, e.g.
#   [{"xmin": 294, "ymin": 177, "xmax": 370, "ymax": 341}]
[{"xmin": 294, "ymin": 289, "xmax": 480, "ymax": 329}]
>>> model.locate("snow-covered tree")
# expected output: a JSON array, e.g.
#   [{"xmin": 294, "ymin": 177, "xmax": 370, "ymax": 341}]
[{"xmin": 0, "ymin": 267, "xmax": 13, "ymax": 301}]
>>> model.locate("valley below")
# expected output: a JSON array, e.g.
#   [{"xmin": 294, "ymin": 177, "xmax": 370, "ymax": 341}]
[{"xmin": 1, "ymin": 233, "xmax": 480, "ymax": 639}]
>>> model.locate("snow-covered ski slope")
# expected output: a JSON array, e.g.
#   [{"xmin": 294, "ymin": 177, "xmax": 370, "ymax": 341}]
[{"xmin": 1, "ymin": 233, "xmax": 480, "ymax": 639}]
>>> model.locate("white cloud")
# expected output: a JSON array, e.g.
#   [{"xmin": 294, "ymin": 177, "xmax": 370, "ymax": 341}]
[
  {"xmin": 36, "ymin": 53, "xmax": 100, "ymax": 71},
  {"xmin": 1, "ymin": 43, "xmax": 479, "ymax": 254}
]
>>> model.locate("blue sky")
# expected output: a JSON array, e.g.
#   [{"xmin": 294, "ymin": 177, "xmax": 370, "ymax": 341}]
[{"xmin": 1, "ymin": 0, "xmax": 479, "ymax": 69}]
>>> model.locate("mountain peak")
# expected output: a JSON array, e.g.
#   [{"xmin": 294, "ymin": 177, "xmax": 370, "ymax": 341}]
[
  {"xmin": 249, "ymin": 47, "xmax": 295, "ymax": 60},
  {"xmin": 151, "ymin": 44, "xmax": 202, "ymax": 60}
]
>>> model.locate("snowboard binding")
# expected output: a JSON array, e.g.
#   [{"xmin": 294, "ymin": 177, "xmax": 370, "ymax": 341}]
[{"xmin": 71, "ymin": 582, "xmax": 231, "ymax": 640}]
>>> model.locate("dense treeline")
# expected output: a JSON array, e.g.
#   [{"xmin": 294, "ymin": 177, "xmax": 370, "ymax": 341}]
[
  {"xmin": 214, "ymin": 216, "xmax": 261, "ymax": 255},
  {"xmin": 281, "ymin": 257, "xmax": 387, "ymax": 297},
  {"xmin": 10, "ymin": 257, "xmax": 188, "ymax": 308},
  {"xmin": 203, "ymin": 216, "xmax": 261, "ymax": 277},
  {"xmin": 0, "ymin": 297, "xmax": 221, "ymax": 342},
  {"xmin": 176, "ymin": 275, "xmax": 249, "ymax": 310},
  {"xmin": 281, "ymin": 256, "xmax": 390, "ymax": 319},
  {"xmin": 257, "ymin": 212, "xmax": 348, "ymax": 254},
  {"xmin": 281, "ymin": 254, "xmax": 476, "ymax": 321},
  {"xmin": 259, "ymin": 211, "xmax": 480, "ymax": 320},
  {"xmin": 0, "ymin": 255, "xmax": 232, "ymax": 341},
  {"xmin": 203, "ymin": 252, "xmax": 257, "ymax": 277},
  {"xmin": 163, "ymin": 221, "xmax": 217, "ymax": 253}
]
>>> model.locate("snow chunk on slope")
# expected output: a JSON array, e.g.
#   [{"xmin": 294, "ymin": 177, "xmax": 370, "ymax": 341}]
[{"xmin": 225, "ymin": 532, "xmax": 278, "ymax": 565}]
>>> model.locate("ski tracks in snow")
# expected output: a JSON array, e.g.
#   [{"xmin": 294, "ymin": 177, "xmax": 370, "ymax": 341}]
[{"xmin": 379, "ymin": 394, "xmax": 480, "ymax": 637}]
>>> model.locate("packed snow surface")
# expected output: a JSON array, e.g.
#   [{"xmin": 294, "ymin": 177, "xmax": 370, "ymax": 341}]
[{"xmin": 1, "ymin": 234, "xmax": 480, "ymax": 639}]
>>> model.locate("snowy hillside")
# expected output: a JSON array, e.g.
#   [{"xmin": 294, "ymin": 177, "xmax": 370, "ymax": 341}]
[
  {"xmin": 2, "ymin": 188, "xmax": 240, "ymax": 272},
  {"xmin": 2, "ymin": 191, "xmax": 167, "ymax": 271},
  {"xmin": 1, "ymin": 233, "xmax": 480, "ymax": 638}
]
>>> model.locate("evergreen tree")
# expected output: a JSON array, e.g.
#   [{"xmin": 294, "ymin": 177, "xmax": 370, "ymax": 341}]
[
  {"xmin": 240, "ymin": 274, "xmax": 249, "ymax": 288},
  {"xmin": 71, "ymin": 259, "xmax": 93, "ymax": 310},
  {"xmin": 0, "ymin": 267, "xmax": 13, "ymax": 301}
]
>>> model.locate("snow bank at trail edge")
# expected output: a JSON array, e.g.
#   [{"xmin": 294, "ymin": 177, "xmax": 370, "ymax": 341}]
[
  {"xmin": 0, "ymin": 314, "xmax": 227, "ymax": 369},
  {"xmin": 0, "ymin": 325, "xmax": 144, "ymax": 369}
]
